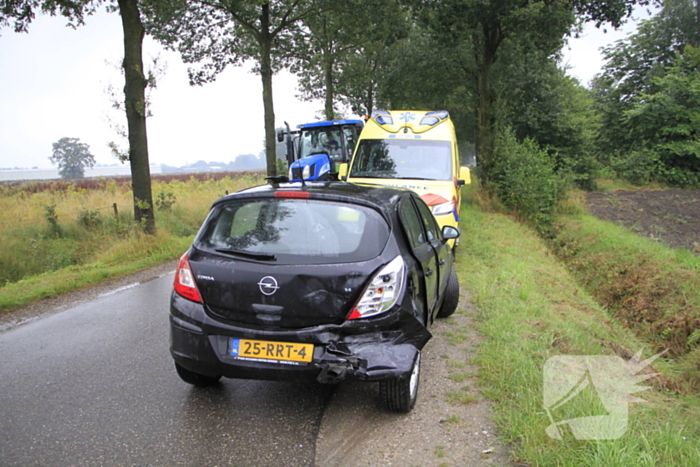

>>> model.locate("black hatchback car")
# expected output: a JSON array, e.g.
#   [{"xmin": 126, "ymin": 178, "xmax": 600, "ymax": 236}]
[{"xmin": 170, "ymin": 181, "xmax": 460, "ymax": 412}]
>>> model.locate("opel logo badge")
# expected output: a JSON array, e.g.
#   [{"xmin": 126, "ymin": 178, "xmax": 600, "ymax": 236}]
[{"xmin": 258, "ymin": 276, "xmax": 279, "ymax": 296}]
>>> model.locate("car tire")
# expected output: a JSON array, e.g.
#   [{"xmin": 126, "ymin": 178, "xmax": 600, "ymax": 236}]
[
  {"xmin": 437, "ymin": 268, "xmax": 459, "ymax": 318},
  {"xmin": 380, "ymin": 351, "xmax": 421, "ymax": 413},
  {"xmin": 175, "ymin": 362, "xmax": 222, "ymax": 387}
]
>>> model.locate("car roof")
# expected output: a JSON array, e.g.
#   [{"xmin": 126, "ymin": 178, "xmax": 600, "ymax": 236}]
[{"xmin": 214, "ymin": 181, "xmax": 414, "ymax": 221}]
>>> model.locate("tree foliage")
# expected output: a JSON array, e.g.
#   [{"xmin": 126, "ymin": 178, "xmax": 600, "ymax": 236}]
[
  {"xmin": 623, "ymin": 45, "xmax": 700, "ymax": 185},
  {"xmin": 144, "ymin": 0, "xmax": 318, "ymax": 176},
  {"xmin": 418, "ymin": 0, "xmax": 649, "ymax": 185},
  {"xmin": 286, "ymin": 0, "xmax": 410, "ymax": 119},
  {"xmin": 50, "ymin": 137, "xmax": 96, "ymax": 179},
  {"xmin": 288, "ymin": 4, "xmax": 345, "ymax": 120},
  {"xmin": 592, "ymin": 0, "xmax": 700, "ymax": 186},
  {"xmin": 506, "ymin": 58, "xmax": 600, "ymax": 189},
  {"xmin": 0, "ymin": 0, "xmax": 96, "ymax": 33}
]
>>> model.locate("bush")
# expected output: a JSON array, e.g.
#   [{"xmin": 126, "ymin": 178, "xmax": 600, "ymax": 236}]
[
  {"xmin": 78, "ymin": 209, "xmax": 103, "ymax": 228},
  {"xmin": 43, "ymin": 204, "xmax": 62, "ymax": 237},
  {"xmin": 608, "ymin": 149, "xmax": 700, "ymax": 188},
  {"xmin": 155, "ymin": 190, "xmax": 176, "ymax": 211},
  {"xmin": 490, "ymin": 130, "xmax": 564, "ymax": 235},
  {"xmin": 608, "ymin": 149, "xmax": 662, "ymax": 186}
]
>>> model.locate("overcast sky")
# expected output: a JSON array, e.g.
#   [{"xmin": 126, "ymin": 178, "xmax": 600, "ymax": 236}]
[{"xmin": 0, "ymin": 7, "xmax": 651, "ymax": 170}]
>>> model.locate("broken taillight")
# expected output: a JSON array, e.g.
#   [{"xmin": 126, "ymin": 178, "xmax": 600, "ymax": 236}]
[{"xmin": 348, "ymin": 256, "xmax": 405, "ymax": 319}]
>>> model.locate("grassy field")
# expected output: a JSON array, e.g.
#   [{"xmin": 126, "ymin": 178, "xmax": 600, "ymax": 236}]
[
  {"xmin": 0, "ymin": 172, "xmax": 266, "ymax": 312},
  {"xmin": 456, "ymin": 185, "xmax": 700, "ymax": 466}
]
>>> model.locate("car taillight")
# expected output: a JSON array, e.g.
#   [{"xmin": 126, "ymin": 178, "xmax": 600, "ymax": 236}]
[
  {"xmin": 174, "ymin": 253, "xmax": 202, "ymax": 303},
  {"xmin": 348, "ymin": 256, "xmax": 405, "ymax": 320}
]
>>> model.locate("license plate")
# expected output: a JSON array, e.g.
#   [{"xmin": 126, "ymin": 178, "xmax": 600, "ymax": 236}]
[{"xmin": 229, "ymin": 338, "xmax": 313, "ymax": 364}]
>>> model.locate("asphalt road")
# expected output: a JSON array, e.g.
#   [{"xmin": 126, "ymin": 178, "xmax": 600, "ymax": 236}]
[{"xmin": 0, "ymin": 271, "xmax": 334, "ymax": 467}]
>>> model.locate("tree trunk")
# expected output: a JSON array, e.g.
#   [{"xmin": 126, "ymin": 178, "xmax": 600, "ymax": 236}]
[
  {"xmin": 260, "ymin": 4, "xmax": 277, "ymax": 176},
  {"xmin": 473, "ymin": 24, "xmax": 500, "ymax": 186},
  {"xmin": 364, "ymin": 82, "xmax": 374, "ymax": 117},
  {"xmin": 118, "ymin": 0, "xmax": 155, "ymax": 234},
  {"xmin": 323, "ymin": 55, "xmax": 335, "ymax": 120},
  {"xmin": 475, "ymin": 57, "xmax": 494, "ymax": 183}
]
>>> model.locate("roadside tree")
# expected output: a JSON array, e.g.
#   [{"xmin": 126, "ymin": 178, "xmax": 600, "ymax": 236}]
[
  {"xmin": 290, "ymin": 0, "xmax": 410, "ymax": 119},
  {"xmin": 144, "ymin": 0, "xmax": 319, "ymax": 177},
  {"xmin": 418, "ymin": 0, "xmax": 651, "ymax": 186},
  {"xmin": 1, "ymin": 0, "xmax": 157, "ymax": 233}
]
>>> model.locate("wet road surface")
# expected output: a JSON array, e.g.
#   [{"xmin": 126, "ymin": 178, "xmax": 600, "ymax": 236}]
[{"xmin": 0, "ymin": 272, "xmax": 333, "ymax": 466}]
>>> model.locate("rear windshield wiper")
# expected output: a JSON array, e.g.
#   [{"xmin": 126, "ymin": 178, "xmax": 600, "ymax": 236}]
[{"xmin": 215, "ymin": 248, "xmax": 277, "ymax": 261}]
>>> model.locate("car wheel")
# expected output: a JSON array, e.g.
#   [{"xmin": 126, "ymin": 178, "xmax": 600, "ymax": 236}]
[
  {"xmin": 175, "ymin": 362, "xmax": 222, "ymax": 387},
  {"xmin": 437, "ymin": 268, "xmax": 459, "ymax": 318},
  {"xmin": 380, "ymin": 351, "xmax": 421, "ymax": 413}
]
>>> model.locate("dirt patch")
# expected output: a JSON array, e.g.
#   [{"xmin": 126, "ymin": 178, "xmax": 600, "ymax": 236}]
[
  {"xmin": 585, "ymin": 190, "xmax": 700, "ymax": 252},
  {"xmin": 315, "ymin": 290, "xmax": 521, "ymax": 467}
]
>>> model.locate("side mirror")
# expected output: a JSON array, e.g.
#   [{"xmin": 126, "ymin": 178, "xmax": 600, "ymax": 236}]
[
  {"xmin": 338, "ymin": 163, "xmax": 349, "ymax": 181},
  {"xmin": 442, "ymin": 225, "xmax": 460, "ymax": 241},
  {"xmin": 457, "ymin": 166, "xmax": 471, "ymax": 186}
]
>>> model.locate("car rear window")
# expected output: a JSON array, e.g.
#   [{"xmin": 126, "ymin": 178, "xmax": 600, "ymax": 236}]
[{"xmin": 195, "ymin": 198, "xmax": 390, "ymax": 264}]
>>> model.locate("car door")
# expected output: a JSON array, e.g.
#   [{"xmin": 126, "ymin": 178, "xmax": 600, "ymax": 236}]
[
  {"xmin": 398, "ymin": 195, "xmax": 440, "ymax": 317},
  {"xmin": 413, "ymin": 195, "xmax": 453, "ymax": 304}
]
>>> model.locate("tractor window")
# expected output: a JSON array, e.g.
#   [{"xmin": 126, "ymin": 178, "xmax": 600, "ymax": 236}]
[
  {"xmin": 298, "ymin": 128, "xmax": 344, "ymax": 162},
  {"xmin": 343, "ymin": 126, "xmax": 359, "ymax": 159}
]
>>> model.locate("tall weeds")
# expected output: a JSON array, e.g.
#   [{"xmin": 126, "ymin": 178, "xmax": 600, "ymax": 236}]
[{"xmin": 0, "ymin": 172, "xmax": 265, "ymax": 289}]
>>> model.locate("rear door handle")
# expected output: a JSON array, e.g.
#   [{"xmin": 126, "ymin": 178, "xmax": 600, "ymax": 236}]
[
  {"xmin": 426, "ymin": 268, "xmax": 433, "ymax": 277},
  {"xmin": 438, "ymin": 259, "xmax": 445, "ymax": 265}
]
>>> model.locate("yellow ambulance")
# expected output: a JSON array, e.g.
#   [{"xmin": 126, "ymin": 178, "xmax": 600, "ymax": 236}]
[{"xmin": 340, "ymin": 110, "xmax": 470, "ymax": 241}]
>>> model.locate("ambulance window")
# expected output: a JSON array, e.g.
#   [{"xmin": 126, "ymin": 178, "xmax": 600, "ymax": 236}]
[{"xmin": 350, "ymin": 139, "xmax": 452, "ymax": 180}]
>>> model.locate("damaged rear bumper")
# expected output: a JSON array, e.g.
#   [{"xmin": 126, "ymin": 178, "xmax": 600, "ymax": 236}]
[
  {"xmin": 314, "ymin": 338, "xmax": 422, "ymax": 383},
  {"xmin": 170, "ymin": 293, "xmax": 431, "ymax": 384}
]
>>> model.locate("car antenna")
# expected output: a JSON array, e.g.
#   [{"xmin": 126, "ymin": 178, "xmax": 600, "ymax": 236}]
[{"xmin": 265, "ymin": 175, "xmax": 289, "ymax": 186}]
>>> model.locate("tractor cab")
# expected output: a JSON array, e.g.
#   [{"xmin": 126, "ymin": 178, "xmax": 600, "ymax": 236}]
[
  {"xmin": 295, "ymin": 120, "xmax": 363, "ymax": 165},
  {"xmin": 278, "ymin": 119, "xmax": 364, "ymax": 180}
]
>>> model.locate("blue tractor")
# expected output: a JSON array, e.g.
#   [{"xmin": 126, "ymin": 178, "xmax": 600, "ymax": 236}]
[{"xmin": 278, "ymin": 119, "xmax": 364, "ymax": 182}]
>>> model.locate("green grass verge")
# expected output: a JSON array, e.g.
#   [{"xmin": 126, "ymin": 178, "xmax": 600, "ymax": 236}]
[
  {"xmin": 552, "ymin": 209, "xmax": 700, "ymax": 389},
  {"xmin": 0, "ymin": 234, "xmax": 191, "ymax": 312},
  {"xmin": 456, "ymin": 186, "xmax": 700, "ymax": 466}
]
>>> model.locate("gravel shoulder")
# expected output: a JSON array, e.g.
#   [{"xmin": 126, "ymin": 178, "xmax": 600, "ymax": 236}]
[{"xmin": 315, "ymin": 289, "xmax": 517, "ymax": 467}]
